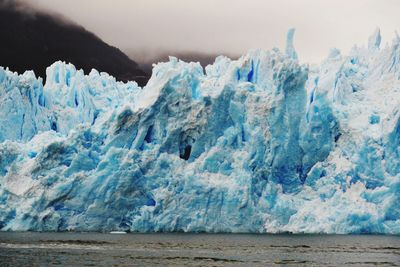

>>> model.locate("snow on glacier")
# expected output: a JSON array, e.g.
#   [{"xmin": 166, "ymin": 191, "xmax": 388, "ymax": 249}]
[{"xmin": 0, "ymin": 29, "xmax": 400, "ymax": 233}]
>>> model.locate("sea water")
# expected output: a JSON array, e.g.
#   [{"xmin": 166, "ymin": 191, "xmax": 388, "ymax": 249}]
[{"xmin": 0, "ymin": 232, "xmax": 399, "ymax": 266}]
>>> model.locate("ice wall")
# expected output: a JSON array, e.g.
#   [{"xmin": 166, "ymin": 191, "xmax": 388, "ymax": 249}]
[{"xmin": 0, "ymin": 30, "xmax": 399, "ymax": 233}]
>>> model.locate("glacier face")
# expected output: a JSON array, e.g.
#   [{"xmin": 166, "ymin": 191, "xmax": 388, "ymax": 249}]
[{"xmin": 1, "ymin": 29, "xmax": 400, "ymax": 233}]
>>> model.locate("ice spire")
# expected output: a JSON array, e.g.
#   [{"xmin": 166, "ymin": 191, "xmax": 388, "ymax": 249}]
[
  {"xmin": 394, "ymin": 30, "xmax": 400, "ymax": 45},
  {"xmin": 368, "ymin": 27, "xmax": 381, "ymax": 50},
  {"xmin": 285, "ymin": 28, "xmax": 298, "ymax": 60}
]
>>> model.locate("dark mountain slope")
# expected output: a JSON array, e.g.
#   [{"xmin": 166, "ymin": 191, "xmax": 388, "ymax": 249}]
[{"xmin": 0, "ymin": 1, "xmax": 149, "ymax": 86}]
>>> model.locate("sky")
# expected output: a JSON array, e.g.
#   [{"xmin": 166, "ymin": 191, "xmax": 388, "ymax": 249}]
[{"xmin": 25, "ymin": 0, "xmax": 400, "ymax": 64}]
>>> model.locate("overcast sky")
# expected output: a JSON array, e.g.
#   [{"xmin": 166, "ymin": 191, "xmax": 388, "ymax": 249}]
[{"xmin": 25, "ymin": 0, "xmax": 400, "ymax": 64}]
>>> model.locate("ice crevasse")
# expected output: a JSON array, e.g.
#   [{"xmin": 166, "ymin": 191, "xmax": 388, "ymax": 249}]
[{"xmin": 0, "ymin": 29, "xmax": 400, "ymax": 233}]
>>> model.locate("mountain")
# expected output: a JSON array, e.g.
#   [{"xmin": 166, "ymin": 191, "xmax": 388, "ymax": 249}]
[
  {"xmin": 0, "ymin": 0, "xmax": 148, "ymax": 86},
  {"xmin": 0, "ymin": 28, "xmax": 399, "ymax": 233}
]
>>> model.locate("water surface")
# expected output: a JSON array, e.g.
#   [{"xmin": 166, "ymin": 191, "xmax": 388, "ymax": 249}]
[{"xmin": 0, "ymin": 232, "xmax": 399, "ymax": 266}]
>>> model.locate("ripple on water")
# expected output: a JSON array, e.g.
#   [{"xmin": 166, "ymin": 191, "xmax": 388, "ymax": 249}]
[{"xmin": 0, "ymin": 233, "xmax": 398, "ymax": 266}]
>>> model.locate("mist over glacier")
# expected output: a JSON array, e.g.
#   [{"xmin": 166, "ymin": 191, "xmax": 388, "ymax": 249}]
[{"xmin": 0, "ymin": 29, "xmax": 399, "ymax": 233}]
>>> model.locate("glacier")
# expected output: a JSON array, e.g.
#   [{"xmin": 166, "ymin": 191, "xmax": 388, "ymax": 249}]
[{"xmin": 0, "ymin": 29, "xmax": 400, "ymax": 234}]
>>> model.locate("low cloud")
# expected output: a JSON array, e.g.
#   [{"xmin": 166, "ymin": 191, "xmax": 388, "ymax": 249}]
[{"xmin": 15, "ymin": 0, "xmax": 400, "ymax": 64}]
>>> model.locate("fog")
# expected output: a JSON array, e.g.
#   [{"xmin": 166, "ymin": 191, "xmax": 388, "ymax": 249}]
[{"xmin": 23, "ymin": 0, "xmax": 400, "ymax": 64}]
